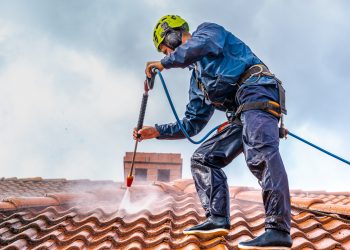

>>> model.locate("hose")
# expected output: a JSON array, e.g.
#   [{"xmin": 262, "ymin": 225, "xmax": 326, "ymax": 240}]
[
  {"xmin": 287, "ymin": 131, "xmax": 350, "ymax": 165},
  {"xmin": 157, "ymin": 71, "xmax": 220, "ymax": 144}
]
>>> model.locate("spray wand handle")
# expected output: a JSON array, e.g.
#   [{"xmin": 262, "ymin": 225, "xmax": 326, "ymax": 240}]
[
  {"xmin": 137, "ymin": 69, "xmax": 157, "ymax": 134},
  {"xmin": 137, "ymin": 68, "xmax": 157, "ymax": 133},
  {"xmin": 136, "ymin": 93, "xmax": 149, "ymax": 136}
]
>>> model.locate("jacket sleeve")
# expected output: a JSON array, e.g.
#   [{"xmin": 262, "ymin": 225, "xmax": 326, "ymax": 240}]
[
  {"xmin": 161, "ymin": 23, "xmax": 225, "ymax": 69},
  {"xmin": 155, "ymin": 72, "xmax": 215, "ymax": 140}
]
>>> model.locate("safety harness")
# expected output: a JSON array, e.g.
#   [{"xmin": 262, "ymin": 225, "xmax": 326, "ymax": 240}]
[
  {"xmin": 215, "ymin": 64, "xmax": 288, "ymax": 138},
  {"xmin": 235, "ymin": 64, "xmax": 287, "ymax": 116}
]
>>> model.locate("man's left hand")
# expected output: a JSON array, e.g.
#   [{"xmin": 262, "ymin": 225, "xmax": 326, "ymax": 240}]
[
  {"xmin": 145, "ymin": 61, "xmax": 164, "ymax": 78},
  {"xmin": 133, "ymin": 126, "xmax": 160, "ymax": 142}
]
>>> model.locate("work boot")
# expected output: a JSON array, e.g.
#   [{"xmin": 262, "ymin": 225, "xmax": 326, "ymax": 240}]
[
  {"xmin": 183, "ymin": 215, "xmax": 230, "ymax": 238},
  {"xmin": 238, "ymin": 229, "xmax": 292, "ymax": 249}
]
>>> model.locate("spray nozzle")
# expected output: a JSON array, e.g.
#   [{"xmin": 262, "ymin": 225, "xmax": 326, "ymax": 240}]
[{"xmin": 126, "ymin": 175, "xmax": 134, "ymax": 187}]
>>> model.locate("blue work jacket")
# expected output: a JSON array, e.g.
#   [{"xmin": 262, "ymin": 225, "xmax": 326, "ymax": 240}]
[{"xmin": 155, "ymin": 22, "xmax": 264, "ymax": 139}]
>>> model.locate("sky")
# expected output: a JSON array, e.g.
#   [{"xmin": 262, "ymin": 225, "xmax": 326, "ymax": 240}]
[{"xmin": 0, "ymin": 0, "xmax": 349, "ymax": 191}]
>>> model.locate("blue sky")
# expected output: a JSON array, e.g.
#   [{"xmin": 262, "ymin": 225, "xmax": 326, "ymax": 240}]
[{"xmin": 0, "ymin": 0, "xmax": 349, "ymax": 191}]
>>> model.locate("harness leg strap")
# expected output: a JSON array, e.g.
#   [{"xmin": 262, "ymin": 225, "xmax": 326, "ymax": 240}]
[{"xmin": 235, "ymin": 101, "xmax": 282, "ymax": 118}]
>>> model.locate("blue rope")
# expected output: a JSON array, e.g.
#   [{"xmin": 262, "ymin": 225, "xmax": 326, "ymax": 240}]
[
  {"xmin": 287, "ymin": 131, "xmax": 350, "ymax": 165},
  {"xmin": 157, "ymin": 71, "xmax": 220, "ymax": 144},
  {"xmin": 156, "ymin": 71, "xmax": 350, "ymax": 165}
]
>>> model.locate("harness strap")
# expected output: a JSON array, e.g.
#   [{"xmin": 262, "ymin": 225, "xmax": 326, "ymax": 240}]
[
  {"xmin": 235, "ymin": 100, "xmax": 282, "ymax": 118},
  {"xmin": 276, "ymin": 78, "xmax": 287, "ymax": 115},
  {"xmin": 235, "ymin": 64, "xmax": 287, "ymax": 118},
  {"xmin": 238, "ymin": 64, "xmax": 274, "ymax": 85}
]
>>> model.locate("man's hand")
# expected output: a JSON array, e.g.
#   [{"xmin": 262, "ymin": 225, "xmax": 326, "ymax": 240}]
[
  {"xmin": 145, "ymin": 61, "xmax": 164, "ymax": 78},
  {"xmin": 133, "ymin": 126, "xmax": 160, "ymax": 142}
]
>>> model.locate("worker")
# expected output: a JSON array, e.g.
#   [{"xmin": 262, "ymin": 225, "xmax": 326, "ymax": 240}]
[{"xmin": 134, "ymin": 15, "xmax": 292, "ymax": 249}]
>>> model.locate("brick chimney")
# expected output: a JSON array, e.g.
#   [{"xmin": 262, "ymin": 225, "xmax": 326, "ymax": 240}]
[{"xmin": 124, "ymin": 152, "xmax": 182, "ymax": 183}]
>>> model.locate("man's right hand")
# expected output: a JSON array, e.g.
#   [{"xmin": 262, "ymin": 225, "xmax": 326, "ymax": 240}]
[
  {"xmin": 133, "ymin": 126, "xmax": 160, "ymax": 142},
  {"xmin": 145, "ymin": 61, "xmax": 164, "ymax": 78}
]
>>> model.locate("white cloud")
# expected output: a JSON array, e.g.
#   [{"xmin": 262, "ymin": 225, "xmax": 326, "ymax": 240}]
[
  {"xmin": 0, "ymin": 22, "xmax": 141, "ymax": 179},
  {"xmin": 0, "ymin": 20, "xmax": 11, "ymax": 43}
]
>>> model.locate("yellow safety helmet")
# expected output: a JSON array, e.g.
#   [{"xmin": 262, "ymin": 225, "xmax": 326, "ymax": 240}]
[{"xmin": 153, "ymin": 15, "xmax": 189, "ymax": 52}]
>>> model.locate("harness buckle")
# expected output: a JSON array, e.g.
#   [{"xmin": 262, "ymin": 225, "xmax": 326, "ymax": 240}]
[
  {"xmin": 235, "ymin": 104, "xmax": 244, "ymax": 117},
  {"xmin": 225, "ymin": 109, "xmax": 234, "ymax": 121},
  {"xmin": 249, "ymin": 64, "xmax": 264, "ymax": 78},
  {"xmin": 238, "ymin": 64, "xmax": 271, "ymax": 85},
  {"xmin": 266, "ymin": 101, "xmax": 282, "ymax": 118}
]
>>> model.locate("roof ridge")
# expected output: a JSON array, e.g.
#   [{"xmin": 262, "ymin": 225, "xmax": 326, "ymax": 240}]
[
  {"xmin": 309, "ymin": 203, "xmax": 350, "ymax": 217},
  {"xmin": 291, "ymin": 196, "xmax": 325, "ymax": 209},
  {"xmin": 2, "ymin": 196, "xmax": 59, "ymax": 210},
  {"xmin": 171, "ymin": 179, "xmax": 194, "ymax": 191},
  {"xmin": 152, "ymin": 181, "xmax": 183, "ymax": 193},
  {"xmin": 0, "ymin": 191, "xmax": 102, "ymax": 211},
  {"xmin": 234, "ymin": 190, "xmax": 350, "ymax": 218},
  {"xmin": 0, "ymin": 177, "xmax": 44, "ymax": 181}
]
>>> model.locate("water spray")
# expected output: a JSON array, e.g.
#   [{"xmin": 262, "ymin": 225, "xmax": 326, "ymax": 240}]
[{"xmin": 126, "ymin": 70, "xmax": 156, "ymax": 188}]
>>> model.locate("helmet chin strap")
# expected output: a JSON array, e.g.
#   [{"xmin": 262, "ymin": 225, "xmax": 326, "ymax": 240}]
[{"xmin": 163, "ymin": 29, "xmax": 182, "ymax": 50}]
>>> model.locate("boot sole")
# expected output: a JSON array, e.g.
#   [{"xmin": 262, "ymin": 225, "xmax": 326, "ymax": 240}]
[
  {"xmin": 238, "ymin": 244, "xmax": 291, "ymax": 250},
  {"xmin": 183, "ymin": 228, "xmax": 229, "ymax": 238}
]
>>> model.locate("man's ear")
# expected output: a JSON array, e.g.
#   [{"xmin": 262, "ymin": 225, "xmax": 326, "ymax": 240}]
[{"xmin": 182, "ymin": 31, "xmax": 191, "ymax": 43}]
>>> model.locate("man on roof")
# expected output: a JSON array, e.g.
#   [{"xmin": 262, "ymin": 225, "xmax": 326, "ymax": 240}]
[{"xmin": 134, "ymin": 15, "xmax": 292, "ymax": 249}]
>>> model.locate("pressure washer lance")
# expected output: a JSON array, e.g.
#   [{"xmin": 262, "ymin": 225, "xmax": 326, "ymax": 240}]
[{"xmin": 126, "ymin": 70, "xmax": 156, "ymax": 188}]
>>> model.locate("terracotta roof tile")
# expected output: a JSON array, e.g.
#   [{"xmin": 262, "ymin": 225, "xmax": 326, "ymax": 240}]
[
  {"xmin": 0, "ymin": 202, "xmax": 16, "ymax": 210},
  {"xmin": 3, "ymin": 197, "xmax": 60, "ymax": 209},
  {"xmin": 234, "ymin": 190, "xmax": 262, "ymax": 203},
  {"xmin": 173, "ymin": 179, "xmax": 195, "ymax": 192},
  {"xmin": 0, "ymin": 178, "xmax": 349, "ymax": 249},
  {"xmin": 290, "ymin": 197, "xmax": 324, "ymax": 209},
  {"xmin": 229, "ymin": 186, "xmax": 254, "ymax": 198},
  {"xmin": 153, "ymin": 181, "xmax": 182, "ymax": 193},
  {"xmin": 292, "ymin": 191, "xmax": 350, "ymax": 206},
  {"xmin": 45, "ymin": 192, "xmax": 97, "ymax": 204},
  {"xmin": 310, "ymin": 203, "xmax": 350, "ymax": 216}
]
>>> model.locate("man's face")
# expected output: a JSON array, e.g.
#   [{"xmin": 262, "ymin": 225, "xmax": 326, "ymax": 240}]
[{"xmin": 159, "ymin": 44, "xmax": 173, "ymax": 55}]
